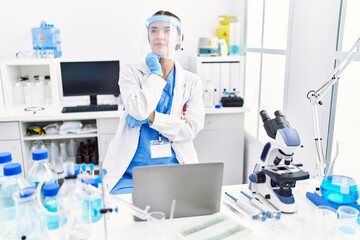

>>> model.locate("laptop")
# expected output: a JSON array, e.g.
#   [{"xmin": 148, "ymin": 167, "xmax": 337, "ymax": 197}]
[{"xmin": 132, "ymin": 162, "xmax": 224, "ymax": 220}]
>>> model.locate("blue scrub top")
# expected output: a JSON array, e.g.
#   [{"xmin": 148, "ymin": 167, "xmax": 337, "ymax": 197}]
[{"xmin": 111, "ymin": 68, "xmax": 179, "ymax": 194}]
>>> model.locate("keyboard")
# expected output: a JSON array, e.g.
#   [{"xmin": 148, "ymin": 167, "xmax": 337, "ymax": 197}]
[{"xmin": 62, "ymin": 104, "xmax": 118, "ymax": 113}]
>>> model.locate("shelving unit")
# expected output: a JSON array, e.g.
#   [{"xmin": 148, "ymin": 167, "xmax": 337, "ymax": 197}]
[
  {"xmin": 0, "ymin": 59, "xmax": 61, "ymax": 109},
  {"xmin": 195, "ymin": 55, "xmax": 244, "ymax": 104}
]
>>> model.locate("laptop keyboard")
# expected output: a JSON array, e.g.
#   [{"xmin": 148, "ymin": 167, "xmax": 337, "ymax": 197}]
[{"xmin": 62, "ymin": 104, "xmax": 118, "ymax": 113}]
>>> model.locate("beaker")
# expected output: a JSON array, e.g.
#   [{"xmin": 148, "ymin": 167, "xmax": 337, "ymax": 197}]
[{"xmin": 337, "ymin": 205, "xmax": 359, "ymax": 234}]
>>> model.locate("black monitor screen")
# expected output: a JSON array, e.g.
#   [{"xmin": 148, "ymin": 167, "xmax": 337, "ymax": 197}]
[{"xmin": 60, "ymin": 60, "xmax": 120, "ymax": 98}]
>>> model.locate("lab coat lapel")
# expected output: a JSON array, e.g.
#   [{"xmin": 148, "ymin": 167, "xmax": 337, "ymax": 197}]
[{"xmin": 171, "ymin": 61, "xmax": 186, "ymax": 115}]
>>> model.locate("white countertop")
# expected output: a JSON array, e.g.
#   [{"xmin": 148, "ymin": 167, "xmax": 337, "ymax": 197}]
[
  {"xmin": 47, "ymin": 179, "xmax": 360, "ymax": 240},
  {"xmin": 0, "ymin": 105, "xmax": 247, "ymax": 122}
]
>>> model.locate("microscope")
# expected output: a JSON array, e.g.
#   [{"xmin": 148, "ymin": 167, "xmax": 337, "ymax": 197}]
[{"xmin": 249, "ymin": 110, "xmax": 310, "ymax": 213}]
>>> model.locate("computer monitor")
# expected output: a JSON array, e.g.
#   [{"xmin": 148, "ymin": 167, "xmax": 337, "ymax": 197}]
[{"xmin": 60, "ymin": 60, "xmax": 120, "ymax": 105}]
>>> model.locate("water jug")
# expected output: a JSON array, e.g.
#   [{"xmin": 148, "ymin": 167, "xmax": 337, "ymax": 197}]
[{"xmin": 31, "ymin": 21, "xmax": 62, "ymax": 58}]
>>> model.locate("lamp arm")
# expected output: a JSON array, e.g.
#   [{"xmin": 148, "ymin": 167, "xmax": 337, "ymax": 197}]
[{"xmin": 308, "ymin": 38, "xmax": 360, "ymax": 178}]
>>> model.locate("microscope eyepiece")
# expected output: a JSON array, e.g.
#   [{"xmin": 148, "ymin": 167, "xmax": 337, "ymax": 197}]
[
  {"xmin": 260, "ymin": 110, "xmax": 270, "ymax": 123},
  {"xmin": 274, "ymin": 110, "xmax": 284, "ymax": 117}
]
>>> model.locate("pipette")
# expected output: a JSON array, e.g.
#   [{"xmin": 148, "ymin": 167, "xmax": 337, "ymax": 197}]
[
  {"xmin": 225, "ymin": 192, "xmax": 266, "ymax": 221},
  {"xmin": 89, "ymin": 163, "xmax": 95, "ymax": 176},
  {"xmin": 81, "ymin": 163, "xmax": 87, "ymax": 174},
  {"xmin": 240, "ymin": 191, "xmax": 281, "ymax": 220}
]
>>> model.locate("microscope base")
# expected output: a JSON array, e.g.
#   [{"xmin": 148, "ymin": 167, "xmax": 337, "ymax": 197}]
[{"xmin": 250, "ymin": 183, "xmax": 298, "ymax": 213}]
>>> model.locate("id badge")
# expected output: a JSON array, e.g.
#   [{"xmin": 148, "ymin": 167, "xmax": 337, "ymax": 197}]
[{"xmin": 150, "ymin": 139, "xmax": 172, "ymax": 159}]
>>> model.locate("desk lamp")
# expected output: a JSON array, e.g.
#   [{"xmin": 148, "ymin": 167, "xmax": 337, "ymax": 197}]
[{"xmin": 306, "ymin": 38, "xmax": 360, "ymax": 210}]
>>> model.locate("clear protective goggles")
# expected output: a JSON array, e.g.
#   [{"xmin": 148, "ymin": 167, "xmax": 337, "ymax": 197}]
[{"xmin": 145, "ymin": 15, "xmax": 183, "ymax": 59}]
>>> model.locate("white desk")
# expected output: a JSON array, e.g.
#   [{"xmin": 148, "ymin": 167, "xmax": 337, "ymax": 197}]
[{"xmin": 54, "ymin": 179, "xmax": 359, "ymax": 240}]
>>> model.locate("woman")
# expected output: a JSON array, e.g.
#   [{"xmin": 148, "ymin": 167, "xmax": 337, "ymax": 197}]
[{"xmin": 103, "ymin": 10, "xmax": 205, "ymax": 193}]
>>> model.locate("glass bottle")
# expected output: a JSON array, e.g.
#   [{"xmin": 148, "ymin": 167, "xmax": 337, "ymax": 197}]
[
  {"xmin": 0, "ymin": 163, "xmax": 28, "ymax": 222},
  {"xmin": 43, "ymin": 183, "xmax": 61, "ymax": 230},
  {"xmin": 50, "ymin": 141, "xmax": 63, "ymax": 174},
  {"xmin": 82, "ymin": 177, "xmax": 103, "ymax": 223},
  {"xmin": 11, "ymin": 187, "xmax": 49, "ymax": 240},
  {"xmin": 57, "ymin": 164, "xmax": 91, "ymax": 239},
  {"xmin": 27, "ymin": 148, "xmax": 57, "ymax": 189}
]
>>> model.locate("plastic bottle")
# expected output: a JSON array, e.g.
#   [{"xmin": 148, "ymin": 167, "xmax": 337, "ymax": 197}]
[
  {"xmin": 12, "ymin": 82, "xmax": 25, "ymax": 105},
  {"xmin": 43, "ymin": 183, "xmax": 61, "ymax": 230},
  {"xmin": 57, "ymin": 164, "xmax": 90, "ymax": 239},
  {"xmin": 24, "ymin": 82, "xmax": 36, "ymax": 105},
  {"xmin": 27, "ymin": 148, "xmax": 58, "ymax": 189},
  {"xmin": 230, "ymin": 22, "xmax": 241, "ymax": 55},
  {"xmin": 0, "ymin": 163, "xmax": 29, "ymax": 222},
  {"xmin": 49, "ymin": 141, "xmax": 61, "ymax": 173},
  {"xmin": 215, "ymin": 16, "xmax": 237, "ymax": 53},
  {"xmin": 44, "ymin": 76, "xmax": 52, "ymax": 104},
  {"xmin": 82, "ymin": 177, "xmax": 103, "ymax": 223},
  {"xmin": 11, "ymin": 187, "xmax": 49, "ymax": 239},
  {"xmin": 31, "ymin": 21, "xmax": 62, "ymax": 58},
  {"xmin": 33, "ymin": 81, "xmax": 45, "ymax": 105},
  {"xmin": 204, "ymin": 80, "xmax": 215, "ymax": 108},
  {"xmin": 67, "ymin": 139, "xmax": 78, "ymax": 159}
]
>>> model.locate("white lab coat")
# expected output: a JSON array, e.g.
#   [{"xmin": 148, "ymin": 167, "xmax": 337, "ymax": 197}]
[{"xmin": 103, "ymin": 61, "xmax": 205, "ymax": 188}]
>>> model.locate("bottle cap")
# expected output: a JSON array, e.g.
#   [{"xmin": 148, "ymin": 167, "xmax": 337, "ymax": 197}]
[
  {"xmin": 3, "ymin": 163, "xmax": 22, "ymax": 176},
  {"xmin": 19, "ymin": 187, "xmax": 36, "ymax": 198},
  {"xmin": 215, "ymin": 104, "xmax": 222, "ymax": 109},
  {"xmin": 43, "ymin": 183, "xmax": 60, "ymax": 197},
  {"xmin": 0, "ymin": 152, "xmax": 12, "ymax": 164},
  {"xmin": 32, "ymin": 148, "xmax": 49, "ymax": 161}
]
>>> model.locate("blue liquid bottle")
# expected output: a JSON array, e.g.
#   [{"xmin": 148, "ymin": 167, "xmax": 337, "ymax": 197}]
[
  {"xmin": 83, "ymin": 177, "xmax": 103, "ymax": 223},
  {"xmin": 43, "ymin": 183, "xmax": 61, "ymax": 230},
  {"xmin": 27, "ymin": 148, "xmax": 58, "ymax": 190},
  {"xmin": 0, "ymin": 163, "xmax": 28, "ymax": 221}
]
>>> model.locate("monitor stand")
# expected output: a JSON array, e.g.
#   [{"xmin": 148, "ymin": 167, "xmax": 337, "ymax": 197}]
[{"xmin": 90, "ymin": 95, "xmax": 98, "ymax": 105}]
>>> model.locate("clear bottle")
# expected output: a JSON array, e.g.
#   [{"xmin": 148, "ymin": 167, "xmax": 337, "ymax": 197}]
[
  {"xmin": 43, "ymin": 183, "xmax": 61, "ymax": 230},
  {"xmin": 0, "ymin": 163, "xmax": 29, "ymax": 222},
  {"xmin": 12, "ymin": 82, "xmax": 26, "ymax": 105},
  {"xmin": 59, "ymin": 142, "xmax": 68, "ymax": 164},
  {"xmin": 50, "ymin": 141, "xmax": 63, "ymax": 174},
  {"xmin": 11, "ymin": 187, "xmax": 49, "ymax": 239},
  {"xmin": 67, "ymin": 139, "xmax": 78, "ymax": 159},
  {"xmin": 27, "ymin": 148, "xmax": 58, "ymax": 189},
  {"xmin": 82, "ymin": 177, "xmax": 103, "ymax": 223},
  {"xmin": 58, "ymin": 164, "xmax": 90, "ymax": 239}
]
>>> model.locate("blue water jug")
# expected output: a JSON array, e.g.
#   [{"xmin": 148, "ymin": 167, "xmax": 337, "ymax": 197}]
[{"xmin": 31, "ymin": 21, "xmax": 62, "ymax": 58}]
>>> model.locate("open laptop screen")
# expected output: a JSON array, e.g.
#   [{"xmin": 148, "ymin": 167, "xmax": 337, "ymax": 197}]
[{"xmin": 132, "ymin": 162, "xmax": 224, "ymax": 219}]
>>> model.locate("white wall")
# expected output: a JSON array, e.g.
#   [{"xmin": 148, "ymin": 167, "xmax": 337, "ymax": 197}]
[
  {"xmin": 0, "ymin": 0, "xmax": 244, "ymax": 71},
  {"xmin": 284, "ymin": 0, "xmax": 341, "ymax": 176}
]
